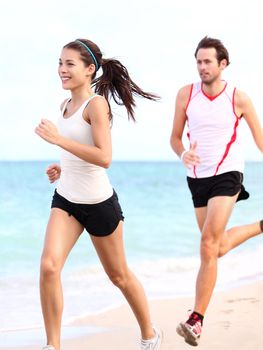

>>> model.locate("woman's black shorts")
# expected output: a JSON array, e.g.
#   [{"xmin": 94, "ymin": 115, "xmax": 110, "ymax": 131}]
[
  {"xmin": 51, "ymin": 189, "xmax": 124, "ymax": 237},
  {"xmin": 187, "ymin": 171, "xmax": 249, "ymax": 208}
]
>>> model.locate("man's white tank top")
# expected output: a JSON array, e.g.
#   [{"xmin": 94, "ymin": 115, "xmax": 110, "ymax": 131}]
[
  {"xmin": 185, "ymin": 81, "xmax": 244, "ymax": 178},
  {"xmin": 56, "ymin": 95, "xmax": 113, "ymax": 204}
]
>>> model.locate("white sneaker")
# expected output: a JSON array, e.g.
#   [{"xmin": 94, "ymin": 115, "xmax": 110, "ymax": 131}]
[
  {"xmin": 140, "ymin": 326, "xmax": 163, "ymax": 350},
  {"xmin": 42, "ymin": 346, "xmax": 55, "ymax": 350}
]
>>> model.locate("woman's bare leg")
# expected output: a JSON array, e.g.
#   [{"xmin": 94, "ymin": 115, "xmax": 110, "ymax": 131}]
[
  {"xmin": 40, "ymin": 208, "xmax": 83, "ymax": 350},
  {"xmin": 90, "ymin": 221, "xmax": 155, "ymax": 340}
]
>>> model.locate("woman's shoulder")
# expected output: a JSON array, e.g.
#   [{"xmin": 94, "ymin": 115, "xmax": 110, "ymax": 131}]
[
  {"xmin": 86, "ymin": 94, "xmax": 109, "ymax": 110},
  {"xmin": 83, "ymin": 94, "xmax": 110, "ymax": 122}
]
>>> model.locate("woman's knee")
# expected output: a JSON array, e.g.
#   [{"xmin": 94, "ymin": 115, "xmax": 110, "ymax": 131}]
[
  {"xmin": 40, "ymin": 256, "xmax": 62, "ymax": 280},
  {"xmin": 107, "ymin": 269, "xmax": 130, "ymax": 289}
]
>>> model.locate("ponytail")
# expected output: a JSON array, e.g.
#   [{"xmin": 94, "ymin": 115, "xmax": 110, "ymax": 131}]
[
  {"xmin": 93, "ymin": 58, "xmax": 159, "ymax": 121},
  {"xmin": 64, "ymin": 39, "xmax": 159, "ymax": 121}
]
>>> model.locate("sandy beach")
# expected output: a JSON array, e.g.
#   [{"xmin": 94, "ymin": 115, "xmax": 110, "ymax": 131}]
[{"xmin": 2, "ymin": 280, "xmax": 263, "ymax": 350}]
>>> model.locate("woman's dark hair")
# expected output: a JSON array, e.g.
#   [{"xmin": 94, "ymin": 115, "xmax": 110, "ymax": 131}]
[
  {"xmin": 63, "ymin": 39, "xmax": 159, "ymax": 121},
  {"xmin": 194, "ymin": 36, "xmax": 230, "ymax": 66}
]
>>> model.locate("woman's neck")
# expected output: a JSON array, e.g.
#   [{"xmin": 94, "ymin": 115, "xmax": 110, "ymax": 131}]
[{"xmin": 69, "ymin": 85, "xmax": 94, "ymax": 106}]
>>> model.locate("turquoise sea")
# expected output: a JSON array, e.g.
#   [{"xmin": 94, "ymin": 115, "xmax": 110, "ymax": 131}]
[{"xmin": 0, "ymin": 161, "xmax": 263, "ymax": 344}]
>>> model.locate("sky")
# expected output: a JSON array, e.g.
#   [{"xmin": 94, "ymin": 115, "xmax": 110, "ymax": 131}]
[{"xmin": 0, "ymin": 0, "xmax": 263, "ymax": 161}]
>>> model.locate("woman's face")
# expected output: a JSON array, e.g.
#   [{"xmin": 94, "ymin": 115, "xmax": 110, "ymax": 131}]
[{"xmin": 58, "ymin": 48, "xmax": 94, "ymax": 90}]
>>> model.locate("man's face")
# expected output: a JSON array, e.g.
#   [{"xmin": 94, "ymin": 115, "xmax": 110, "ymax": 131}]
[{"xmin": 196, "ymin": 47, "xmax": 226, "ymax": 84}]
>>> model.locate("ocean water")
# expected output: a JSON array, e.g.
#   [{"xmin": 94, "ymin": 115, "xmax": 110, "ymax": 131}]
[{"xmin": 0, "ymin": 161, "xmax": 263, "ymax": 338}]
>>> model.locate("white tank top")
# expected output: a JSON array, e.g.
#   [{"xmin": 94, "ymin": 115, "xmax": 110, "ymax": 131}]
[
  {"xmin": 56, "ymin": 95, "xmax": 113, "ymax": 204},
  {"xmin": 185, "ymin": 81, "xmax": 244, "ymax": 178}
]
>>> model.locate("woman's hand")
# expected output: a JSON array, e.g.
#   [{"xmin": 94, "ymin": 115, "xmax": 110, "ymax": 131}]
[
  {"xmin": 35, "ymin": 119, "xmax": 60, "ymax": 144},
  {"xmin": 46, "ymin": 164, "xmax": 61, "ymax": 183}
]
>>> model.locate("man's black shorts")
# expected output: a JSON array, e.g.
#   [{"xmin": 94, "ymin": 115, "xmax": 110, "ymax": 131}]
[
  {"xmin": 187, "ymin": 171, "xmax": 249, "ymax": 208},
  {"xmin": 51, "ymin": 189, "xmax": 124, "ymax": 237}
]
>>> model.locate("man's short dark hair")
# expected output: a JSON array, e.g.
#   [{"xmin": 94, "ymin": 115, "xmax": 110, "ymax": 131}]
[{"xmin": 195, "ymin": 36, "xmax": 230, "ymax": 65}]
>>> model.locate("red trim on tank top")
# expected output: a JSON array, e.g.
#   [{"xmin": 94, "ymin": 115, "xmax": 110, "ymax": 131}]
[
  {"xmin": 214, "ymin": 86, "xmax": 241, "ymax": 175},
  {"xmin": 201, "ymin": 81, "xmax": 227, "ymax": 101},
  {"xmin": 193, "ymin": 165, "xmax": 197, "ymax": 178},
  {"xmin": 214, "ymin": 115, "xmax": 239, "ymax": 175}
]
